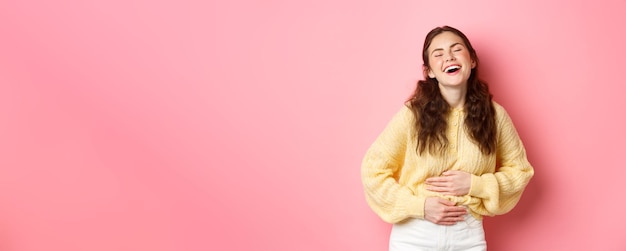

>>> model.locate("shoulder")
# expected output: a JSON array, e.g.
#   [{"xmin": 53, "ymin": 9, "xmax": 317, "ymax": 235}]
[
  {"xmin": 492, "ymin": 100, "xmax": 505, "ymax": 113},
  {"xmin": 492, "ymin": 101, "xmax": 518, "ymax": 130},
  {"xmin": 382, "ymin": 104, "xmax": 416, "ymax": 131},
  {"xmin": 399, "ymin": 103, "xmax": 416, "ymax": 122},
  {"xmin": 400, "ymin": 103, "xmax": 413, "ymax": 115},
  {"xmin": 492, "ymin": 101, "xmax": 510, "ymax": 120}
]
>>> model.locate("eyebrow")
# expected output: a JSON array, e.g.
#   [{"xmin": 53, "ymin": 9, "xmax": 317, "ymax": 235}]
[{"xmin": 431, "ymin": 42, "xmax": 464, "ymax": 55}]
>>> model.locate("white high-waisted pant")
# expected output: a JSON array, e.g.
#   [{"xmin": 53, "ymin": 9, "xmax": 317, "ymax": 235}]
[{"xmin": 389, "ymin": 214, "xmax": 486, "ymax": 251}]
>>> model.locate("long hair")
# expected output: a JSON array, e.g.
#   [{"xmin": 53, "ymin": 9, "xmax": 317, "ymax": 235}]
[{"xmin": 407, "ymin": 26, "xmax": 497, "ymax": 155}]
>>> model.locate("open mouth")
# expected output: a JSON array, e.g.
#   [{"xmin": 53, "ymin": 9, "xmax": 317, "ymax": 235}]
[{"xmin": 444, "ymin": 65, "xmax": 461, "ymax": 73}]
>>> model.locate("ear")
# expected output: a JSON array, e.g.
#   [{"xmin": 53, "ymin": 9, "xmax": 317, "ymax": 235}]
[
  {"xmin": 424, "ymin": 65, "xmax": 435, "ymax": 78},
  {"xmin": 428, "ymin": 69, "xmax": 435, "ymax": 78},
  {"xmin": 471, "ymin": 60, "xmax": 476, "ymax": 69}
]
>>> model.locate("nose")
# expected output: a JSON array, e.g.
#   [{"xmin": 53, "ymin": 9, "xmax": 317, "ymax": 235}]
[
  {"xmin": 445, "ymin": 53, "xmax": 455, "ymax": 62},
  {"xmin": 446, "ymin": 53, "xmax": 455, "ymax": 62}
]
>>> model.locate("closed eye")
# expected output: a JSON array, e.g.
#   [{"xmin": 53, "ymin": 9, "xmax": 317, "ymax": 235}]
[{"xmin": 452, "ymin": 43, "xmax": 464, "ymax": 52}]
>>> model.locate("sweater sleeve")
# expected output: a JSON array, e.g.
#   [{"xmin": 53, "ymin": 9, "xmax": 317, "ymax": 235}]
[
  {"xmin": 361, "ymin": 107, "xmax": 425, "ymax": 223},
  {"xmin": 468, "ymin": 105, "xmax": 534, "ymax": 216}
]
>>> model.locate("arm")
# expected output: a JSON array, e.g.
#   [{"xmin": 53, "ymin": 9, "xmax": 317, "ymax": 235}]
[
  {"xmin": 468, "ymin": 106, "xmax": 534, "ymax": 216},
  {"xmin": 361, "ymin": 107, "xmax": 425, "ymax": 223}
]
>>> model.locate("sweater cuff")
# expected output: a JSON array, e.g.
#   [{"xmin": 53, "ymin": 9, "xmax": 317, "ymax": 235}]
[
  {"xmin": 405, "ymin": 196, "xmax": 426, "ymax": 220},
  {"xmin": 469, "ymin": 174, "xmax": 488, "ymax": 199}
]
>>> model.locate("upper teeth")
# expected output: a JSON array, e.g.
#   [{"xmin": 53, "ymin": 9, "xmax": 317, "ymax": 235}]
[{"xmin": 445, "ymin": 65, "xmax": 460, "ymax": 72}]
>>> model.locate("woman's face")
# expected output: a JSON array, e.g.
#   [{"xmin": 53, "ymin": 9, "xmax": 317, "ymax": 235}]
[{"xmin": 426, "ymin": 31, "xmax": 476, "ymax": 88}]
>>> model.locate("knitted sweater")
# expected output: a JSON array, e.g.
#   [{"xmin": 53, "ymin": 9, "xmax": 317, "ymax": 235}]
[{"xmin": 361, "ymin": 102, "xmax": 534, "ymax": 223}]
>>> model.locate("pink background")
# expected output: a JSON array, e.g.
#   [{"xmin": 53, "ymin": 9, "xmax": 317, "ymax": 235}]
[{"xmin": 1, "ymin": 0, "xmax": 625, "ymax": 250}]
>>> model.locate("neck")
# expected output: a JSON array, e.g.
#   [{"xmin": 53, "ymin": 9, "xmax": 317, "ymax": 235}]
[{"xmin": 439, "ymin": 84, "xmax": 466, "ymax": 109}]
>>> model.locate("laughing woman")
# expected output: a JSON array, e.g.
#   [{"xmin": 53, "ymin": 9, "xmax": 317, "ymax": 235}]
[{"xmin": 361, "ymin": 26, "xmax": 534, "ymax": 251}]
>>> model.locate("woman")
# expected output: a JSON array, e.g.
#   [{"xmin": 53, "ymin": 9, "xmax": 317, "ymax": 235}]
[{"xmin": 361, "ymin": 26, "xmax": 534, "ymax": 250}]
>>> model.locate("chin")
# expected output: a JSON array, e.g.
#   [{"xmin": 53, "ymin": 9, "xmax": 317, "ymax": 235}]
[{"xmin": 439, "ymin": 81, "xmax": 467, "ymax": 87}]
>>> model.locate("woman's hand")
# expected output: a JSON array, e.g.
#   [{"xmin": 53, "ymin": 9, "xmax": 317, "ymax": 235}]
[
  {"xmin": 424, "ymin": 197, "xmax": 467, "ymax": 225},
  {"xmin": 425, "ymin": 170, "xmax": 471, "ymax": 196}
]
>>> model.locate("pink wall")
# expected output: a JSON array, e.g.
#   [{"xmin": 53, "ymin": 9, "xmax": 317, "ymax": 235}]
[{"xmin": 1, "ymin": 0, "xmax": 625, "ymax": 250}]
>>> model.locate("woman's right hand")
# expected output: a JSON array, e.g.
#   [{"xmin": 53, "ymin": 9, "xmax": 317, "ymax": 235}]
[{"xmin": 424, "ymin": 197, "xmax": 467, "ymax": 225}]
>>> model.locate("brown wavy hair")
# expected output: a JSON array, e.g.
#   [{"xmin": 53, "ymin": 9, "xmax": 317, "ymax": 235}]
[{"xmin": 407, "ymin": 26, "xmax": 496, "ymax": 155}]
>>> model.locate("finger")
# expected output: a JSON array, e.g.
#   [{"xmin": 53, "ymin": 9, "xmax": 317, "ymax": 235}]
[
  {"xmin": 432, "ymin": 219, "xmax": 457, "ymax": 226},
  {"xmin": 440, "ymin": 203, "xmax": 467, "ymax": 212},
  {"xmin": 443, "ymin": 170, "xmax": 461, "ymax": 176},
  {"xmin": 428, "ymin": 215, "xmax": 456, "ymax": 225},
  {"xmin": 425, "ymin": 177, "xmax": 449, "ymax": 184},
  {"xmin": 444, "ymin": 206, "xmax": 468, "ymax": 213},
  {"xmin": 425, "ymin": 177, "xmax": 442, "ymax": 183},
  {"xmin": 436, "ymin": 220, "xmax": 459, "ymax": 225},
  {"xmin": 436, "ymin": 216, "xmax": 465, "ymax": 225},
  {"xmin": 438, "ymin": 199, "xmax": 456, "ymax": 206},
  {"xmin": 426, "ymin": 185, "xmax": 449, "ymax": 192},
  {"xmin": 444, "ymin": 215, "xmax": 466, "ymax": 222},
  {"xmin": 445, "ymin": 210, "xmax": 468, "ymax": 217}
]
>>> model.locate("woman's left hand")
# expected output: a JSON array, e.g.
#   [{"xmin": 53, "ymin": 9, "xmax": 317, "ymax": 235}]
[{"xmin": 425, "ymin": 170, "xmax": 471, "ymax": 196}]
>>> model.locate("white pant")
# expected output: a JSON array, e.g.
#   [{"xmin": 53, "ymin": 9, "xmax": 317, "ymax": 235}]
[{"xmin": 389, "ymin": 214, "xmax": 486, "ymax": 251}]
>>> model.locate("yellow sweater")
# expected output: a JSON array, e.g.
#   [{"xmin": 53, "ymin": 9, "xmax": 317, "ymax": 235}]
[{"xmin": 361, "ymin": 102, "xmax": 534, "ymax": 223}]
